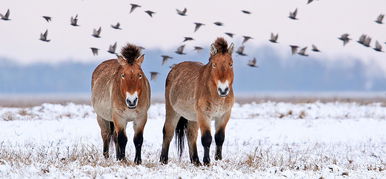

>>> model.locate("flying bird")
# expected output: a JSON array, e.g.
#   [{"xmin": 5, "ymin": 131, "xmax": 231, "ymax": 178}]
[
  {"xmin": 39, "ymin": 30, "xmax": 50, "ymax": 42},
  {"xmin": 375, "ymin": 14, "xmax": 384, "ymax": 24},
  {"xmin": 241, "ymin": 10, "xmax": 251, "ymax": 14},
  {"xmin": 307, "ymin": 0, "xmax": 314, "ymax": 4},
  {"xmin": 236, "ymin": 45, "xmax": 247, "ymax": 56},
  {"xmin": 0, "ymin": 9, "xmax": 10, "ymax": 20},
  {"xmin": 289, "ymin": 45, "xmax": 299, "ymax": 55},
  {"xmin": 183, "ymin": 37, "xmax": 194, "ymax": 42},
  {"xmin": 248, "ymin": 57, "xmax": 258, "ymax": 68},
  {"xmin": 161, "ymin": 55, "xmax": 173, "ymax": 65},
  {"xmin": 214, "ymin": 22, "xmax": 223, "ymax": 26},
  {"xmin": 357, "ymin": 34, "xmax": 366, "ymax": 45},
  {"xmin": 42, "ymin": 16, "xmax": 51, "ymax": 22},
  {"xmin": 194, "ymin": 46, "xmax": 203, "ymax": 52},
  {"xmin": 363, "ymin": 36, "xmax": 371, "ymax": 47},
  {"xmin": 90, "ymin": 47, "xmax": 99, "ymax": 56},
  {"xmin": 175, "ymin": 45, "xmax": 186, "ymax": 55},
  {"xmin": 311, "ymin": 44, "xmax": 320, "ymax": 52},
  {"xmin": 194, "ymin": 22, "xmax": 204, "ymax": 32},
  {"xmin": 108, "ymin": 42, "xmax": 117, "ymax": 54},
  {"xmin": 92, "ymin": 27, "xmax": 102, "ymax": 38},
  {"xmin": 269, "ymin": 33, "xmax": 279, "ymax": 43},
  {"xmin": 374, "ymin": 41, "xmax": 383, "ymax": 52},
  {"xmin": 298, "ymin": 47, "xmax": 309, "ymax": 56},
  {"xmin": 176, "ymin": 8, "xmax": 187, "ymax": 16},
  {"xmin": 150, "ymin": 72, "xmax": 159, "ymax": 81},
  {"xmin": 338, "ymin": 33, "xmax": 351, "ymax": 46},
  {"xmin": 111, "ymin": 22, "xmax": 121, "ymax": 30},
  {"xmin": 70, "ymin": 14, "xmax": 79, "ymax": 26},
  {"xmin": 242, "ymin": 36, "xmax": 253, "ymax": 44},
  {"xmin": 225, "ymin": 32, "xmax": 235, "ymax": 38},
  {"xmin": 144, "ymin": 10, "xmax": 155, "ymax": 17},
  {"xmin": 130, "ymin": 4, "xmax": 141, "ymax": 13},
  {"xmin": 289, "ymin": 8, "xmax": 298, "ymax": 20}
]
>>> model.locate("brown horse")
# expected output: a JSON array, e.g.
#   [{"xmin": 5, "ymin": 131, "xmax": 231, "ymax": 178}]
[
  {"xmin": 91, "ymin": 44, "xmax": 150, "ymax": 164},
  {"xmin": 160, "ymin": 37, "xmax": 235, "ymax": 166}
]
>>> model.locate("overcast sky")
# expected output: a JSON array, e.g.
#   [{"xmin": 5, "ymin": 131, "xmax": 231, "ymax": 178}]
[{"xmin": 0, "ymin": 0, "xmax": 385, "ymax": 75}]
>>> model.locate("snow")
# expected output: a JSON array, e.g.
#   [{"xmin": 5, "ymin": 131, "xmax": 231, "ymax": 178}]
[{"xmin": 0, "ymin": 102, "xmax": 385, "ymax": 178}]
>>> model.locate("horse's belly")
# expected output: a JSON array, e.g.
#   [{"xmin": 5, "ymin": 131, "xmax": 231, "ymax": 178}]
[
  {"xmin": 172, "ymin": 101, "xmax": 197, "ymax": 121},
  {"xmin": 92, "ymin": 95, "xmax": 112, "ymax": 121}
]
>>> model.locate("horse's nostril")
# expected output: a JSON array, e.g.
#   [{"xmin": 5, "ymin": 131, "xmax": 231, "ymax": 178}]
[
  {"xmin": 218, "ymin": 87, "xmax": 229, "ymax": 96},
  {"xmin": 126, "ymin": 98, "xmax": 138, "ymax": 108}
]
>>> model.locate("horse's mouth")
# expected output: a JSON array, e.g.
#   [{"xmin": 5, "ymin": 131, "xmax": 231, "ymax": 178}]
[{"xmin": 128, "ymin": 106, "xmax": 137, "ymax": 109}]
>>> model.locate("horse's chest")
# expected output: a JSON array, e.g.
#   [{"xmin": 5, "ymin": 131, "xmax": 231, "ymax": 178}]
[
  {"xmin": 119, "ymin": 110, "xmax": 138, "ymax": 121},
  {"xmin": 198, "ymin": 99, "xmax": 231, "ymax": 118}
]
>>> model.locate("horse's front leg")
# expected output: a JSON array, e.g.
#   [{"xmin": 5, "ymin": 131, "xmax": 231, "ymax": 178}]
[
  {"xmin": 197, "ymin": 112, "xmax": 212, "ymax": 166},
  {"xmin": 112, "ymin": 114, "xmax": 128, "ymax": 161},
  {"xmin": 133, "ymin": 115, "xmax": 147, "ymax": 165},
  {"xmin": 214, "ymin": 111, "xmax": 231, "ymax": 160}
]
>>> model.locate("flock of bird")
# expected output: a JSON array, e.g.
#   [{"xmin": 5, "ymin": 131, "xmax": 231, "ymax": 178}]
[{"xmin": 1, "ymin": 0, "xmax": 385, "ymax": 81}]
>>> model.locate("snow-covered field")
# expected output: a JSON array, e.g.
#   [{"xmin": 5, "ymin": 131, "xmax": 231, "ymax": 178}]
[{"xmin": 0, "ymin": 102, "xmax": 385, "ymax": 178}]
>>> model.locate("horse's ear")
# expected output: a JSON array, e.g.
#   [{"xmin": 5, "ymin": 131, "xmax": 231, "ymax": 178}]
[
  {"xmin": 136, "ymin": 54, "xmax": 144, "ymax": 65},
  {"xmin": 117, "ymin": 55, "xmax": 127, "ymax": 66},
  {"xmin": 228, "ymin": 43, "xmax": 234, "ymax": 54},
  {"xmin": 210, "ymin": 44, "xmax": 217, "ymax": 56}
]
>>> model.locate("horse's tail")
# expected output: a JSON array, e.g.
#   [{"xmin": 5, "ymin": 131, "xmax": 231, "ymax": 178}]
[{"xmin": 175, "ymin": 117, "xmax": 188, "ymax": 158}]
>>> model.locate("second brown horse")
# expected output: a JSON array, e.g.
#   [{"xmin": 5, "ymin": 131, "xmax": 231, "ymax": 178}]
[{"xmin": 160, "ymin": 37, "xmax": 235, "ymax": 166}]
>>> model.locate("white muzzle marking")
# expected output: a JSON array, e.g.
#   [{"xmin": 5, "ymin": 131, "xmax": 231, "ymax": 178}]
[
  {"xmin": 217, "ymin": 80, "xmax": 230, "ymax": 97},
  {"xmin": 126, "ymin": 91, "xmax": 138, "ymax": 109}
]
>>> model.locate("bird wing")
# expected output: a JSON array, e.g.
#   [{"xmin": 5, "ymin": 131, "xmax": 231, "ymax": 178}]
[
  {"xmin": 375, "ymin": 41, "xmax": 382, "ymax": 49},
  {"xmin": 43, "ymin": 30, "xmax": 48, "ymax": 38},
  {"xmin": 5, "ymin": 9, "xmax": 10, "ymax": 18}
]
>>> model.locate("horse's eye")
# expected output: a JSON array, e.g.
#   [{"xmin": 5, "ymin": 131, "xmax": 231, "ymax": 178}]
[
  {"xmin": 230, "ymin": 63, "xmax": 233, "ymax": 67},
  {"xmin": 139, "ymin": 74, "xmax": 142, "ymax": 79},
  {"xmin": 212, "ymin": 63, "xmax": 216, "ymax": 68},
  {"xmin": 121, "ymin": 74, "xmax": 125, "ymax": 79}
]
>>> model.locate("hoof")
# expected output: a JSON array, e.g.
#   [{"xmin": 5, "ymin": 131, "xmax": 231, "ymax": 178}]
[{"xmin": 160, "ymin": 156, "xmax": 168, "ymax": 164}]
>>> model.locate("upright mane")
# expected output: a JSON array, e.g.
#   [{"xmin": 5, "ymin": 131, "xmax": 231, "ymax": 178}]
[
  {"xmin": 121, "ymin": 43, "xmax": 141, "ymax": 64},
  {"xmin": 213, "ymin": 37, "xmax": 228, "ymax": 54}
]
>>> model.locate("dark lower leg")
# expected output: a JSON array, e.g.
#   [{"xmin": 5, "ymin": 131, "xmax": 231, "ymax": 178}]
[
  {"xmin": 114, "ymin": 130, "xmax": 127, "ymax": 161},
  {"xmin": 133, "ymin": 131, "xmax": 143, "ymax": 164},
  {"xmin": 214, "ymin": 128, "xmax": 225, "ymax": 160},
  {"xmin": 201, "ymin": 130, "xmax": 212, "ymax": 165}
]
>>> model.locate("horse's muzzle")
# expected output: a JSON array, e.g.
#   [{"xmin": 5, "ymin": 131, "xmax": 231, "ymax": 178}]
[
  {"xmin": 217, "ymin": 87, "xmax": 229, "ymax": 97},
  {"xmin": 126, "ymin": 98, "xmax": 138, "ymax": 109}
]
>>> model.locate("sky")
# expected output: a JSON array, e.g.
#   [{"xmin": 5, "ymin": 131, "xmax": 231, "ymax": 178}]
[{"xmin": 0, "ymin": 0, "xmax": 386, "ymax": 79}]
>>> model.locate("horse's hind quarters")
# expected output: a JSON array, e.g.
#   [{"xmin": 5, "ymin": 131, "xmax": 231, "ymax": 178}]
[
  {"xmin": 125, "ymin": 91, "xmax": 138, "ymax": 109},
  {"xmin": 217, "ymin": 80, "xmax": 230, "ymax": 97}
]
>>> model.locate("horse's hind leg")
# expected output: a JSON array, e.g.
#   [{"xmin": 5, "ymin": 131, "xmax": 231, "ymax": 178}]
[
  {"xmin": 160, "ymin": 107, "xmax": 180, "ymax": 164},
  {"xmin": 214, "ymin": 112, "xmax": 231, "ymax": 160},
  {"xmin": 187, "ymin": 121, "xmax": 201, "ymax": 166},
  {"xmin": 132, "ymin": 115, "xmax": 147, "ymax": 165},
  {"xmin": 97, "ymin": 115, "xmax": 113, "ymax": 158}
]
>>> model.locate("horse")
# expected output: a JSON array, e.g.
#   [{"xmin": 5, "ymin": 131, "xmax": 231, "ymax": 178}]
[
  {"xmin": 91, "ymin": 44, "xmax": 150, "ymax": 164},
  {"xmin": 160, "ymin": 37, "xmax": 235, "ymax": 166}
]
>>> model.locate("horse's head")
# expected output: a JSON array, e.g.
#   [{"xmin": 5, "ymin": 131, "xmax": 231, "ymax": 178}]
[
  {"xmin": 209, "ymin": 38, "xmax": 234, "ymax": 97},
  {"xmin": 117, "ymin": 44, "xmax": 145, "ymax": 109}
]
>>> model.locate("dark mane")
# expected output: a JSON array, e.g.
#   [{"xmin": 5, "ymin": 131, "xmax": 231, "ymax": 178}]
[
  {"xmin": 121, "ymin": 43, "xmax": 141, "ymax": 64},
  {"xmin": 214, "ymin": 37, "xmax": 228, "ymax": 54}
]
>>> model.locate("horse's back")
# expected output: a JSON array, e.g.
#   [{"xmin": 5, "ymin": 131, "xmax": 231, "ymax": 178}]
[
  {"xmin": 165, "ymin": 61, "xmax": 204, "ymax": 120},
  {"xmin": 91, "ymin": 59, "xmax": 119, "ymax": 120}
]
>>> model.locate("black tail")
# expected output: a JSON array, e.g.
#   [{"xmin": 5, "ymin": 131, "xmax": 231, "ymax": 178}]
[{"xmin": 175, "ymin": 117, "xmax": 188, "ymax": 158}]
